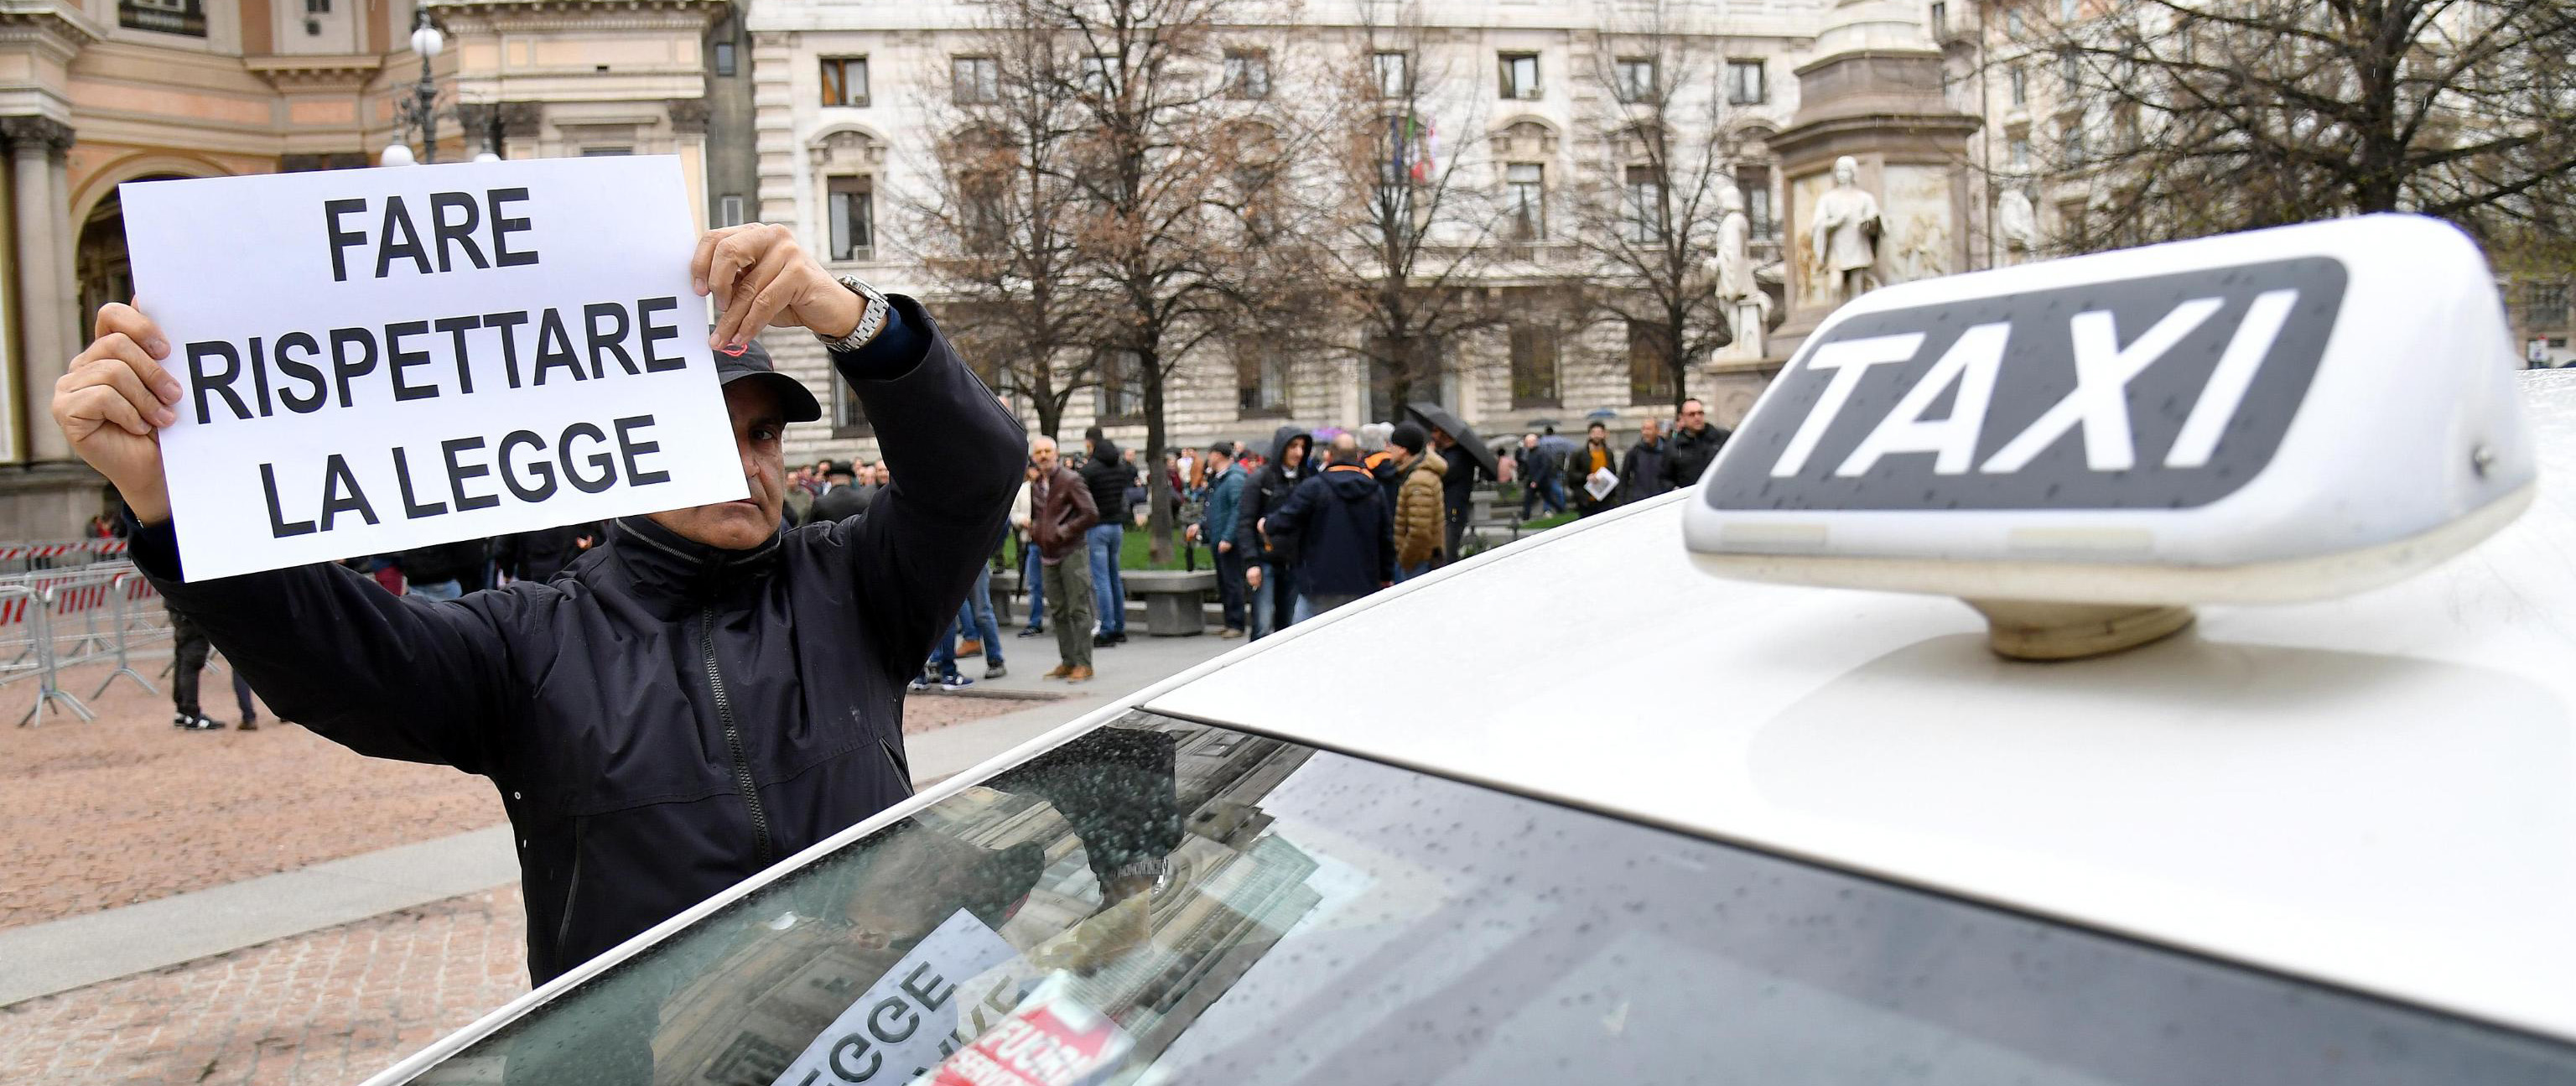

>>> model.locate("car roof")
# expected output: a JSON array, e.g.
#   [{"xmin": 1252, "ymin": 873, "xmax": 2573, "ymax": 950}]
[{"xmin": 1146, "ymin": 369, "xmax": 2576, "ymax": 1044}]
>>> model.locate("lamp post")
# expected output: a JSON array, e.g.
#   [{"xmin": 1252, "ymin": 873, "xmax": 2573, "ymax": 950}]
[{"xmin": 387, "ymin": 9, "xmax": 446, "ymax": 164}]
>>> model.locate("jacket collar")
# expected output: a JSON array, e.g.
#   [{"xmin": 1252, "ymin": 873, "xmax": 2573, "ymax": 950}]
[{"xmin": 603, "ymin": 515, "xmax": 782, "ymax": 605}]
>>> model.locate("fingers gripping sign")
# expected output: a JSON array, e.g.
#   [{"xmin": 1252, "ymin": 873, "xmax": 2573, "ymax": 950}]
[
  {"xmin": 689, "ymin": 223, "xmax": 864, "ymax": 353},
  {"xmin": 53, "ymin": 301, "xmax": 187, "ymax": 523}
]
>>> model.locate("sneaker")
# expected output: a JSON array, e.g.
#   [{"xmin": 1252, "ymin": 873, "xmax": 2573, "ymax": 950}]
[
  {"xmin": 172, "ymin": 713, "xmax": 223, "ymax": 731},
  {"xmin": 906, "ymin": 676, "xmax": 933, "ymax": 693},
  {"xmin": 983, "ymin": 663, "xmax": 1007, "ymax": 680},
  {"xmin": 1218, "ymin": 627, "xmax": 1245, "ymax": 640},
  {"xmin": 940, "ymin": 674, "xmax": 976, "ymax": 691},
  {"xmin": 1016, "ymin": 626, "xmax": 1046, "ymax": 638},
  {"xmin": 237, "ymin": 714, "xmax": 259, "ymax": 732},
  {"xmin": 1109, "ymin": 631, "xmax": 1130, "ymax": 644},
  {"xmin": 1093, "ymin": 634, "xmax": 1117, "ymax": 648}
]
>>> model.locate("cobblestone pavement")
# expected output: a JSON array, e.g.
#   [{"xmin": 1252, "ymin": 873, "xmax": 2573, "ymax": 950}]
[
  {"xmin": 0, "ymin": 886, "xmax": 531, "ymax": 1086},
  {"xmin": 2, "ymin": 664, "xmax": 1041, "ymax": 930}
]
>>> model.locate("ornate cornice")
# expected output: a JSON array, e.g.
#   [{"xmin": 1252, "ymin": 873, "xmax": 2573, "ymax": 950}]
[
  {"xmin": 427, "ymin": 0, "xmax": 726, "ymax": 32},
  {"xmin": 667, "ymin": 96, "xmax": 708, "ymax": 134},
  {"xmin": 244, "ymin": 53, "xmax": 386, "ymax": 90},
  {"xmin": 0, "ymin": 0, "xmax": 104, "ymax": 63}
]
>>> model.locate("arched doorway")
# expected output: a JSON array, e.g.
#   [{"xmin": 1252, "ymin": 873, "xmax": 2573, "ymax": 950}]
[{"xmin": 74, "ymin": 174, "xmax": 189, "ymax": 321}]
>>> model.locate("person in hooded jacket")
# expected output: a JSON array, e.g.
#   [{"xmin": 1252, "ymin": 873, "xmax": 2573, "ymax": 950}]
[
  {"xmin": 1237, "ymin": 424, "xmax": 1311, "ymax": 639},
  {"xmin": 1263, "ymin": 434, "xmax": 1394, "ymax": 621},
  {"xmin": 51, "ymin": 224, "xmax": 1023, "ymax": 996},
  {"xmin": 1080, "ymin": 426, "xmax": 1132, "ymax": 647},
  {"xmin": 1619, "ymin": 417, "xmax": 1671, "ymax": 505}
]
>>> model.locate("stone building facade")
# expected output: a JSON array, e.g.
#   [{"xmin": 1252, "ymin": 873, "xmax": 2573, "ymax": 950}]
[{"xmin": 740, "ymin": 0, "xmax": 1853, "ymax": 467}]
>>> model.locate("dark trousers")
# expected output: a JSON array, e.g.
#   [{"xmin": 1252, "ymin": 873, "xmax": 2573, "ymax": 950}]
[
  {"xmin": 169, "ymin": 610, "xmax": 252, "ymax": 720},
  {"xmin": 1213, "ymin": 547, "xmax": 1248, "ymax": 631}
]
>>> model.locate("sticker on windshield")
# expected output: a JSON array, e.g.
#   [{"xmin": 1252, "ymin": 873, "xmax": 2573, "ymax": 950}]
[
  {"xmin": 919, "ymin": 973, "xmax": 1134, "ymax": 1086},
  {"xmin": 1706, "ymin": 257, "xmax": 2348, "ymax": 512},
  {"xmin": 770, "ymin": 909, "xmax": 1021, "ymax": 1086}
]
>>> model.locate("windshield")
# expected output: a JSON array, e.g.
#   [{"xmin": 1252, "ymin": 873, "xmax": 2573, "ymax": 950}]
[{"xmin": 402, "ymin": 711, "xmax": 2576, "ymax": 1085}]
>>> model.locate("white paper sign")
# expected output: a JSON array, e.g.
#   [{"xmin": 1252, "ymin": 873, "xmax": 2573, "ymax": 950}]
[
  {"xmin": 771, "ymin": 909, "xmax": 1023, "ymax": 1086},
  {"xmin": 118, "ymin": 156, "xmax": 744, "ymax": 581}
]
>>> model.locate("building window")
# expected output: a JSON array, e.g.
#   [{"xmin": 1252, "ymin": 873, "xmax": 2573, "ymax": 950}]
[
  {"xmin": 1726, "ymin": 59, "xmax": 1766, "ymax": 106},
  {"xmin": 714, "ymin": 40, "xmax": 736, "ymax": 77},
  {"xmin": 2060, "ymin": 46, "xmax": 2081, "ymax": 95},
  {"xmin": 1929, "ymin": 1, "xmax": 1945, "ymax": 36},
  {"xmin": 827, "ymin": 176, "xmax": 874, "ymax": 261},
  {"xmin": 580, "ymin": 147, "xmax": 632, "ymax": 156},
  {"xmin": 834, "ymin": 374, "xmax": 872, "ymax": 437},
  {"xmin": 1628, "ymin": 320, "xmax": 1675, "ymax": 406},
  {"xmin": 1498, "ymin": 52, "xmax": 1540, "ymax": 100},
  {"xmin": 1509, "ymin": 325, "xmax": 1560, "ymax": 409},
  {"xmin": 2009, "ymin": 133, "xmax": 2033, "ymax": 170},
  {"xmin": 1737, "ymin": 164, "xmax": 1775, "ymax": 240},
  {"xmin": 305, "ymin": 0, "xmax": 329, "ymax": 13},
  {"xmin": 1081, "ymin": 55, "xmax": 1115, "ymax": 92},
  {"xmin": 952, "ymin": 57, "xmax": 1000, "ymax": 103},
  {"xmin": 821, "ymin": 57, "xmax": 869, "ymax": 107},
  {"xmin": 2063, "ymin": 114, "xmax": 2087, "ymax": 164},
  {"xmin": 2006, "ymin": 8, "xmax": 2025, "ymax": 36},
  {"xmin": 2009, "ymin": 64, "xmax": 2026, "ymax": 107},
  {"xmin": 1505, "ymin": 163, "xmax": 1545, "ymax": 241},
  {"xmin": 962, "ymin": 172, "xmax": 1007, "ymax": 254},
  {"xmin": 118, "ymin": 0, "xmax": 205, "ymax": 36},
  {"xmin": 2521, "ymin": 281, "xmax": 2573, "ymax": 328},
  {"xmin": 1623, "ymin": 164, "xmax": 1665, "ymax": 243},
  {"xmin": 1373, "ymin": 51, "xmax": 1410, "ymax": 98},
  {"xmin": 2059, "ymin": 0, "xmax": 2080, "ymax": 20},
  {"xmin": 1223, "ymin": 49, "xmax": 1271, "ymax": 99},
  {"xmin": 1236, "ymin": 339, "xmax": 1288, "ymax": 417},
  {"xmin": 1096, "ymin": 348, "xmax": 1144, "ymax": 422},
  {"xmin": 717, "ymin": 194, "xmax": 745, "ymax": 227},
  {"xmin": 1613, "ymin": 56, "xmax": 1657, "ymax": 102}
]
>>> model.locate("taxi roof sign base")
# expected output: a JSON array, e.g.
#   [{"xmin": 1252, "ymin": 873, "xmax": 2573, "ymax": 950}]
[{"xmin": 1966, "ymin": 600, "xmax": 2195, "ymax": 661}]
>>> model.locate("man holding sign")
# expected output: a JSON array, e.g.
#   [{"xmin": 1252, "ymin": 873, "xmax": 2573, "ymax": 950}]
[{"xmin": 50, "ymin": 209, "xmax": 1024, "ymax": 988}]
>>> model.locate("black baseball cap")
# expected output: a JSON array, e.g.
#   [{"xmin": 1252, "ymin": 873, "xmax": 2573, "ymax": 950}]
[{"xmin": 714, "ymin": 339, "xmax": 823, "ymax": 423}]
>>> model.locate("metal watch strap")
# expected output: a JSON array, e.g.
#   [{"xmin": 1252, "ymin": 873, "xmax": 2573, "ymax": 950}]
[{"xmin": 813, "ymin": 274, "xmax": 891, "ymax": 351}]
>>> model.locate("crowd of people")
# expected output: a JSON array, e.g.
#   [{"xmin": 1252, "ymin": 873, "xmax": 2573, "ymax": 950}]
[{"xmin": 1504, "ymin": 398, "xmax": 1731, "ymax": 522}]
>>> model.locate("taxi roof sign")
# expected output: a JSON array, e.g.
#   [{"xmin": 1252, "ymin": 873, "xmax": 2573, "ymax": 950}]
[{"xmin": 1684, "ymin": 215, "xmax": 2533, "ymax": 658}]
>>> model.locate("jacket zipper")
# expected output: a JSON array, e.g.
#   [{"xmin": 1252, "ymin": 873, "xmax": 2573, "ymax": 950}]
[
  {"xmin": 553, "ymin": 816, "xmax": 585, "ymax": 968},
  {"xmin": 701, "ymin": 606, "xmax": 774, "ymax": 866}
]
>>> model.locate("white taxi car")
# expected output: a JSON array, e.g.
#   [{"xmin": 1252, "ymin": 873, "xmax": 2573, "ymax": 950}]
[{"xmin": 373, "ymin": 216, "xmax": 2576, "ymax": 1085}]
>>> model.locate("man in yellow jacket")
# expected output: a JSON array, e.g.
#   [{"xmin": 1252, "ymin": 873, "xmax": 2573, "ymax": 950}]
[{"xmin": 1388, "ymin": 423, "xmax": 1449, "ymax": 580}]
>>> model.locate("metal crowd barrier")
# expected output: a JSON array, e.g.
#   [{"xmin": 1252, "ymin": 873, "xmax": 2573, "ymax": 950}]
[
  {"xmin": 3, "ymin": 561, "xmax": 170, "ymax": 725},
  {"xmin": 0, "ymin": 538, "xmax": 132, "ymax": 576}
]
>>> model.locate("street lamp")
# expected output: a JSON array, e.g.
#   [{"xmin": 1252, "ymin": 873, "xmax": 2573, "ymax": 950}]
[{"xmin": 388, "ymin": 9, "xmax": 447, "ymax": 164}]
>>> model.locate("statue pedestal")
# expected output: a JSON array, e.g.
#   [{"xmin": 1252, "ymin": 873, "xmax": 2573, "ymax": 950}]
[{"xmin": 1770, "ymin": 36, "xmax": 1980, "ymax": 361}]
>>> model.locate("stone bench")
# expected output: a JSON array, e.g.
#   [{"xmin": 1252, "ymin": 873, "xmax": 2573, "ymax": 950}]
[{"xmin": 1120, "ymin": 569, "xmax": 1217, "ymax": 637}]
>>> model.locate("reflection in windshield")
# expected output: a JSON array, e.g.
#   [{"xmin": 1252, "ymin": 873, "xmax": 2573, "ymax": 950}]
[{"xmin": 408, "ymin": 712, "xmax": 2576, "ymax": 1086}]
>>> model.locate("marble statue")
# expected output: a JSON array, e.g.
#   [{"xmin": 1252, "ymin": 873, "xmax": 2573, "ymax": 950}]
[
  {"xmin": 1711, "ymin": 187, "xmax": 1768, "ymax": 360},
  {"xmin": 1997, "ymin": 186, "xmax": 2037, "ymax": 263},
  {"xmin": 1810, "ymin": 155, "xmax": 1880, "ymax": 304}
]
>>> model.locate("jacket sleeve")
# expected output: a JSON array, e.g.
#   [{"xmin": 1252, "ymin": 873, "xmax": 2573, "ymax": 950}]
[
  {"xmin": 1265, "ymin": 480, "xmax": 1312, "ymax": 554},
  {"xmin": 819, "ymin": 296, "xmax": 1027, "ymax": 673},
  {"xmin": 1234, "ymin": 478, "xmax": 1270, "ymax": 555},
  {"xmin": 1376, "ymin": 492, "xmax": 1396, "ymax": 585},
  {"xmin": 1066, "ymin": 471, "xmax": 1100, "ymax": 537},
  {"xmin": 130, "ymin": 519, "xmax": 521, "ymax": 773}
]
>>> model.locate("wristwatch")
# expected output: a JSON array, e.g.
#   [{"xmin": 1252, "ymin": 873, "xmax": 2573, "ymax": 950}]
[{"xmin": 813, "ymin": 273, "xmax": 891, "ymax": 351}]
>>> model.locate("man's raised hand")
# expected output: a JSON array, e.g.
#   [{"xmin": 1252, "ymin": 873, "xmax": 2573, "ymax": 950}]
[
  {"xmin": 690, "ymin": 224, "xmax": 864, "ymax": 352},
  {"xmin": 52, "ymin": 303, "xmax": 182, "ymax": 524}
]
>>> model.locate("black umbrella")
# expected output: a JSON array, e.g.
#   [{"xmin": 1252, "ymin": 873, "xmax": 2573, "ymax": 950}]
[{"xmin": 1405, "ymin": 402, "xmax": 1500, "ymax": 480}]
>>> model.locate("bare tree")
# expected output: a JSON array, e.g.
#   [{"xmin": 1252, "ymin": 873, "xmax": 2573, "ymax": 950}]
[
  {"xmin": 1298, "ymin": 2, "xmax": 1511, "ymax": 421},
  {"xmin": 1021, "ymin": 0, "xmax": 1296, "ymax": 563},
  {"xmin": 1564, "ymin": 0, "xmax": 1746, "ymax": 413},
  {"xmin": 2002, "ymin": 0, "xmax": 2576, "ymax": 253},
  {"xmin": 910, "ymin": 12, "xmax": 1102, "ymax": 439}
]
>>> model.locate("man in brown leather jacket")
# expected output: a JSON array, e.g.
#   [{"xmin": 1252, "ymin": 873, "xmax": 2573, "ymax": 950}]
[{"xmin": 1026, "ymin": 435, "xmax": 1101, "ymax": 681}]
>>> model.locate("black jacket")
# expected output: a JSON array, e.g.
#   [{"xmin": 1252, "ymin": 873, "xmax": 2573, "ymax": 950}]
[
  {"xmin": 1265, "ymin": 463, "xmax": 1394, "ymax": 597},
  {"xmin": 399, "ymin": 538, "xmax": 486, "ymax": 587},
  {"xmin": 135, "ymin": 296, "xmax": 1023, "ymax": 985},
  {"xmin": 1660, "ymin": 423, "xmax": 1729, "ymax": 492},
  {"xmin": 1079, "ymin": 440, "xmax": 1130, "ymax": 525},
  {"xmin": 496, "ymin": 524, "xmax": 595, "ymax": 584},
  {"xmin": 1236, "ymin": 426, "xmax": 1312, "ymax": 564},
  {"xmin": 806, "ymin": 482, "xmax": 870, "ymax": 525},
  {"xmin": 1620, "ymin": 439, "xmax": 1671, "ymax": 504}
]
